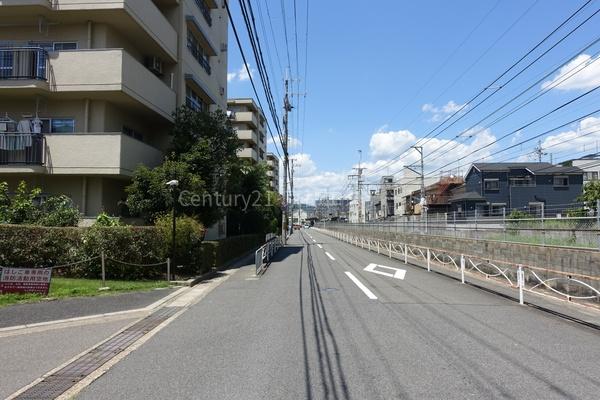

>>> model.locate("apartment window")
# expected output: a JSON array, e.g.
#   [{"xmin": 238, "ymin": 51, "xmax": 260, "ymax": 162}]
[
  {"xmin": 53, "ymin": 42, "xmax": 77, "ymax": 51},
  {"xmin": 194, "ymin": 0, "xmax": 212, "ymax": 26},
  {"xmin": 510, "ymin": 176, "xmax": 535, "ymax": 187},
  {"xmin": 50, "ymin": 119, "xmax": 75, "ymax": 133},
  {"xmin": 553, "ymin": 176, "xmax": 569, "ymax": 187},
  {"xmin": 484, "ymin": 178, "xmax": 499, "ymax": 191},
  {"xmin": 186, "ymin": 86, "xmax": 207, "ymax": 112},
  {"xmin": 187, "ymin": 29, "xmax": 211, "ymax": 74}
]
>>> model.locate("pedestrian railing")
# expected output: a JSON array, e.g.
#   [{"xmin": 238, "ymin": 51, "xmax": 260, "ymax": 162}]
[
  {"xmin": 255, "ymin": 235, "xmax": 282, "ymax": 275},
  {"xmin": 316, "ymin": 228, "xmax": 600, "ymax": 308}
]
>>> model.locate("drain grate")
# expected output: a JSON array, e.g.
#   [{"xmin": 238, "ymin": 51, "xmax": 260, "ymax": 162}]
[{"xmin": 13, "ymin": 307, "xmax": 182, "ymax": 400}]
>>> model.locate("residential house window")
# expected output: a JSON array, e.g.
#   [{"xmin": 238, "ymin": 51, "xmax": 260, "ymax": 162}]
[
  {"xmin": 490, "ymin": 203, "xmax": 506, "ymax": 216},
  {"xmin": 584, "ymin": 171, "xmax": 598, "ymax": 181},
  {"xmin": 186, "ymin": 86, "xmax": 207, "ymax": 112},
  {"xmin": 510, "ymin": 176, "xmax": 535, "ymax": 187},
  {"xmin": 187, "ymin": 29, "xmax": 211, "ymax": 74},
  {"xmin": 553, "ymin": 176, "xmax": 569, "ymax": 187},
  {"xmin": 484, "ymin": 178, "xmax": 499, "ymax": 191}
]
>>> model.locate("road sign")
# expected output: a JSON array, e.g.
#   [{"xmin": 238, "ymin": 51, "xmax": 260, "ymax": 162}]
[
  {"xmin": 0, "ymin": 267, "xmax": 52, "ymax": 295},
  {"xmin": 364, "ymin": 263, "xmax": 406, "ymax": 280}
]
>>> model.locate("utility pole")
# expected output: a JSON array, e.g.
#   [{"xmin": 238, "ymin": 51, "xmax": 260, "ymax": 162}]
[
  {"xmin": 281, "ymin": 74, "xmax": 293, "ymax": 244},
  {"xmin": 348, "ymin": 150, "xmax": 366, "ymax": 223},
  {"xmin": 290, "ymin": 158, "xmax": 295, "ymax": 228},
  {"xmin": 534, "ymin": 139, "xmax": 547, "ymax": 162},
  {"xmin": 412, "ymin": 146, "xmax": 425, "ymax": 204}
]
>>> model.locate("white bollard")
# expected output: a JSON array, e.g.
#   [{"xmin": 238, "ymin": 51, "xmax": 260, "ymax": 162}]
[
  {"xmin": 460, "ymin": 254, "xmax": 465, "ymax": 284},
  {"xmin": 518, "ymin": 264, "xmax": 524, "ymax": 305},
  {"xmin": 427, "ymin": 248, "xmax": 431, "ymax": 272}
]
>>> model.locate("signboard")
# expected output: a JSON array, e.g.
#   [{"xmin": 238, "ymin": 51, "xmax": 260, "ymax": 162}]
[{"xmin": 0, "ymin": 268, "xmax": 52, "ymax": 295}]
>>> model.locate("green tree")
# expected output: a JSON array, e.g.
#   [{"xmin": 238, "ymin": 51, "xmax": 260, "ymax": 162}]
[
  {"xmin": 126, "ymin": 107, "xmax": 242, "ymax": 226},
  {"xmin": 8, "ymin": 181, "xmax": 41, "ymax": 224},
  {"xmin": 578, "ymin": 181, "xmax": 600, "ymax": 211},
  {"xmin": 36, "ymin": 195, "xmax": 81, "ymax": 227}
]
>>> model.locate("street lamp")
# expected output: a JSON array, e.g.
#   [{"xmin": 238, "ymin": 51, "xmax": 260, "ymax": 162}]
[{"xmin": 166, "ymin": 180, "xmax": 179, "ymax": 278}]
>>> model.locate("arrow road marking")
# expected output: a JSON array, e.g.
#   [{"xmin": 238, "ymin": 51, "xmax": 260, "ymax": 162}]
[
  {"xmin": 364, "ymin": 263, "xmax": 406, "ymax": 280},
  {"xmin": 345, "ymin": 272, "xmax": 378, "ymax": 300}
]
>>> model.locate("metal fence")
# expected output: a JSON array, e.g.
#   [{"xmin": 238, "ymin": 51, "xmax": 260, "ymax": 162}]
[
  {"xmin": 317, "ymin": 228, "xmax": 600, "ymax": 308},
  {"xmin": 339, "ymin": 203, "xmax": 600, "ymax": 249},
  {"xmin": 255, "ymin": 235, "xmax": 282, "ymax": 275},
  {"xmin": 0, "ymin": 134, "xmax": 45, "ymax": 165}
]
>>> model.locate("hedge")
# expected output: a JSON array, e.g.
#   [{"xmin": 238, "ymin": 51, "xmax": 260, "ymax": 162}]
[{"xmin": 0, "ymin": 224, "xmax": 263, "ymax": 280}]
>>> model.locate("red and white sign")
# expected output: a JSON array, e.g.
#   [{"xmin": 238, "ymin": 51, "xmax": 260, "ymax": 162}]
[{"xmin": 0, "ymin": 268, "xmax": 52, "ymax": 295}]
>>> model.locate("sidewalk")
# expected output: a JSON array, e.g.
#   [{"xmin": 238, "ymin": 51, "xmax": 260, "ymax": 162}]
[{"xmin": 0, "ymin": 287, "xmax": 177, "ymax": 328}]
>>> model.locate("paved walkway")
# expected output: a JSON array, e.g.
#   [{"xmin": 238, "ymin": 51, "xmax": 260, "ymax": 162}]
[{"xmin": 0, "ymin": 288, "xmax": 176, "ymax": 328}]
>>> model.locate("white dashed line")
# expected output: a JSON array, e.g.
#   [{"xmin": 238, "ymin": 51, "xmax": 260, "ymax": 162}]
[
  {"xmin": 345, "ymin": 272, "xmax": 378, "ymax": 300},
  {"xmin": 325, "ymin": 252, "xmax": 335, "ymax": 261},
  {"xmin": 317, "ymin": 244, "xmax": 323, "ymax": 249}
]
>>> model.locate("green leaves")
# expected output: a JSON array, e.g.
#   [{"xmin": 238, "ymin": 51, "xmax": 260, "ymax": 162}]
[{"xmin": 578, "ymin": 181, "xmax": 600, "ymax": 211}]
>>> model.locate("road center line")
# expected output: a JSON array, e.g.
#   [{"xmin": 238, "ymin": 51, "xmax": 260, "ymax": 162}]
[
  {"xmin": 325, "ymin": 252, "xmax": 336, "ymax": 261},
  {"xmin": 344, "ymin": 272, "xmax": 378, "ymax": 300}
]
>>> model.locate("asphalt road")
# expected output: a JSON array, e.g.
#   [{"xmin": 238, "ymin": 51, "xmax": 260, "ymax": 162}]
[{"xmin": 78, "ymin": 229, "xmax": 600, "ymax": 400}]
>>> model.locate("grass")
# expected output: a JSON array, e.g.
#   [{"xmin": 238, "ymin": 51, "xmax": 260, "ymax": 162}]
[
  {"xmin": 0, "ymin": 277, "xmax": 170, "ymax": 308},
  {"xmin": 486, "ymin": 233, "xmax": 596, "ymax": 249}
]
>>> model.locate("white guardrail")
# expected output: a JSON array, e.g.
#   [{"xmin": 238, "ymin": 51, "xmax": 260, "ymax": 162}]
[
  {"xmin": 255, "ymin": 234, "xmax": 283, "ymax": 275},
  {"xmin": 316, "ymin": 228, "xmax": 600, "ymax": 307}
]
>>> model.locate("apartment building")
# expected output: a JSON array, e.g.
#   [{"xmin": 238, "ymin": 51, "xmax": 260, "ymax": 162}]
[
  {"xmin": 227, "ymin": 98, "xmax": 266, "ymax": 163},
  {"xmin": 265, "ymin": 152, "xmax": 279, "ymax": 193},
  {"xmin": 0, "ymin": 0, "xmax": 228, "ymax": 216}
]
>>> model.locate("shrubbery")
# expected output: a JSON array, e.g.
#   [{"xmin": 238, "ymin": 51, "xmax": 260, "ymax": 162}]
[{"xmin": 0, "ymin": 224, "xmax": 261, "ymax": 279}]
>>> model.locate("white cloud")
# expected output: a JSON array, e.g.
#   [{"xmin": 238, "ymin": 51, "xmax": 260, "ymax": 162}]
[
  {"xmin": 541, "ymin": 54, "xmax": 600, "ymax": 91},
  {"xmin": 366, "ymin": 127, "xmax": 497, "ymax": 181},
  {"xmin": 540, "ymin": 117, "xmax": 600, "ymax": 154},
  {"xmin": 421, "ymin": 100, "xmax": 467, "ymax": 122},
  {"xmin": 227, "ymin": 64, "xmax": 255, "ymax": 82}
]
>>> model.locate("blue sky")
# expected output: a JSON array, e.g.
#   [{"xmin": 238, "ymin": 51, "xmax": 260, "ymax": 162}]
[{"xmin": 226, "ymin": 0, "xmax": 600, "ymax": 204}]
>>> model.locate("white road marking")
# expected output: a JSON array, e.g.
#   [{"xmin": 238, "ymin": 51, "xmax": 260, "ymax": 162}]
[
  {"xmin": 325, "ymin": 252, "xmax": 336, "ymax": 261},
  {"xmin": 345, "ymin": 272, "xmax": 378, "ymax": 300},
  {"xmin": 317, "ymin": 244, "xmax": 323, "ymax": 249},
  {"xmin": 312, "ymin": 239, "xmax": 316, "ymax": 242},
  {"xmin": 364, "ymin": 263, "xmax": 406, "ymax": 280}
]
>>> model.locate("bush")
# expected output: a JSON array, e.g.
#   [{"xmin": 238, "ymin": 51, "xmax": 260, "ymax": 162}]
[
  {"xmin": 94, "ymin": 212, "xmax": 121, "ymax": 227},
  {"xmin": 37, "ymin": 195, "xmax": 81, "ymax": 227},
  {"xmin": 155, "ymin": 215, "xmax": 205, "ymax": 275}
]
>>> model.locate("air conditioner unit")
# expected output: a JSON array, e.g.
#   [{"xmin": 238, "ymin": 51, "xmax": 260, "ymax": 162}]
[{"xmin": 145, "ymin": 56, "xmax": 163, "ymax": 76}]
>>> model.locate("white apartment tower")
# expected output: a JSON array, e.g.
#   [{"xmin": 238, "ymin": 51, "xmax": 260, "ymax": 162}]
[
  {"xmin": 0, "ymin": 0, "xmax": 228, "ymax": 216},
  {"xmin": 227, "ymin": 98, "xmax": 267, "ymax": 163}
]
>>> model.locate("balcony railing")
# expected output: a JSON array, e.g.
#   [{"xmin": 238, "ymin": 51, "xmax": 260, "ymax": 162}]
[
  {"xmin": 0, "ymin": 48, "xmax": 48, "ymax": 81},
  {"xmin": 0, "ymin": 134, "xmax": 45, "ymax": 165},
  {"xmin": 194, "ymin": 0, "xmax": 213, "ymax": 26}
]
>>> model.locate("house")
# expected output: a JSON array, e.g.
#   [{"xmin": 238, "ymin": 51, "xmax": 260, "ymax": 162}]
[
  {"xmin": 450, "ymin": 163, "xmax": 583, "ymax": 216},
  {"xmin": 563, "ymin": 153, "xmax": 600, "ymax": 184},
  {"xmin": 404, "ymin": 175, "xmax": 464, "ymax": 215}
]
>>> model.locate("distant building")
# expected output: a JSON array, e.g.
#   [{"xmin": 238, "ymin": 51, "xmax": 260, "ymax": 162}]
[
  {"xmin": 315, "ymin": 198, "xmax": 350, "ymax": 220},
  {"xmin": 265, "ymin": 153, "xmax": 279, "ymax": 193},
  {"xmin": 393, "ymin": 167, "xmax": 438, "ymax": 217},
  {"xmin": 566, "ymin": 153, "xmax": 600, "ymax": 184},
  {"xmin": 404, "ymin": 175, "xmax": 464, "ymax": 215},
  {"xmin": 449, "ymin": 163, "xmax": 583, "ymax": 216},
  {"xmin": 227, "ymin": 98, "xmax": 267, "ymax": 163}
]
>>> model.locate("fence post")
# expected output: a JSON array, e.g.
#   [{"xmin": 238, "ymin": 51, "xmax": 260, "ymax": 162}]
[
  {"xmin": 404, "ymin": 244, "xmax": 408, "ymax": 264},
  {"xmin": 541, "ymin": 203, "xmax": 545, "ymax": 246},
  {"xmin": 377, "ymin": 240, "xmax": 380, "ymax": 254},
  {"xmin": 596, "ymin": 200, "xmax": 600, "ymax": 250},
  {"xmin": 453, "ymin": 211, "xmax": 457, "ymax": 237},
  {"xmin": 502, "ymin": 207, "xmax": 506, "ymax": 241},
  {"xmin": 517, "ymin": 264, "xmax": 524, "ymax": 305},
  {"xmin": 166, "ymin": 257, "xmax": 171, "ymax": 282},
  {"xmin": 101, "ymin": 251, "xmax": 106, "ymax": 287},
  {"xmin": 368, "ymin": 240, "xmax": 371, "ymax": 252},
  {"xmin": 460, "ymin": 254, "xmax": 465, "ymax": 284},
  {"xmin": 427, "ymin": 248, "xmax": 431, "ymax": 272},
  {"xmin": 389, "ymin": 241, "xmax": 392, "ymax": 258},
  {"xmin": 475, "ymin": 209, "xmax": 478, "ymax": 232}
]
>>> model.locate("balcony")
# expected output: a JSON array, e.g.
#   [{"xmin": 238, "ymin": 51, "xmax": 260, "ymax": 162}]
[
  {"xmin": 0, "ymin": 133, "xmax": 163, "ymax": 176},
  {"xmin": 237, "ymin": 147, "xmax": 259, "ymax": 162},
  {"xmin": 0, "ymin": 48, "xmax": 49, "ymax": 92},
  {"xmin": 236, "ymin": 129, "xmax": 258, "ymax": 145},
  {"xmin": 0, "ymin": 0, "xmax": 178, "ymax": 61},
  {"xmin": 0, "ymin": 134, "xmax": 45, "ymax": 169},
  {"xmin": 194, "ymin": 0, "xmax": 212, "ymax": 26},
  {"xmin": 234, "ymin": 112, "xmax": 258, "ymax": 129}
]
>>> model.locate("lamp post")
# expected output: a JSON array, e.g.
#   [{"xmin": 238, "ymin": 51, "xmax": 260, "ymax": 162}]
[{"xmin": 166, "ymin": 179, "xmax": 179, "ymax": 278}]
